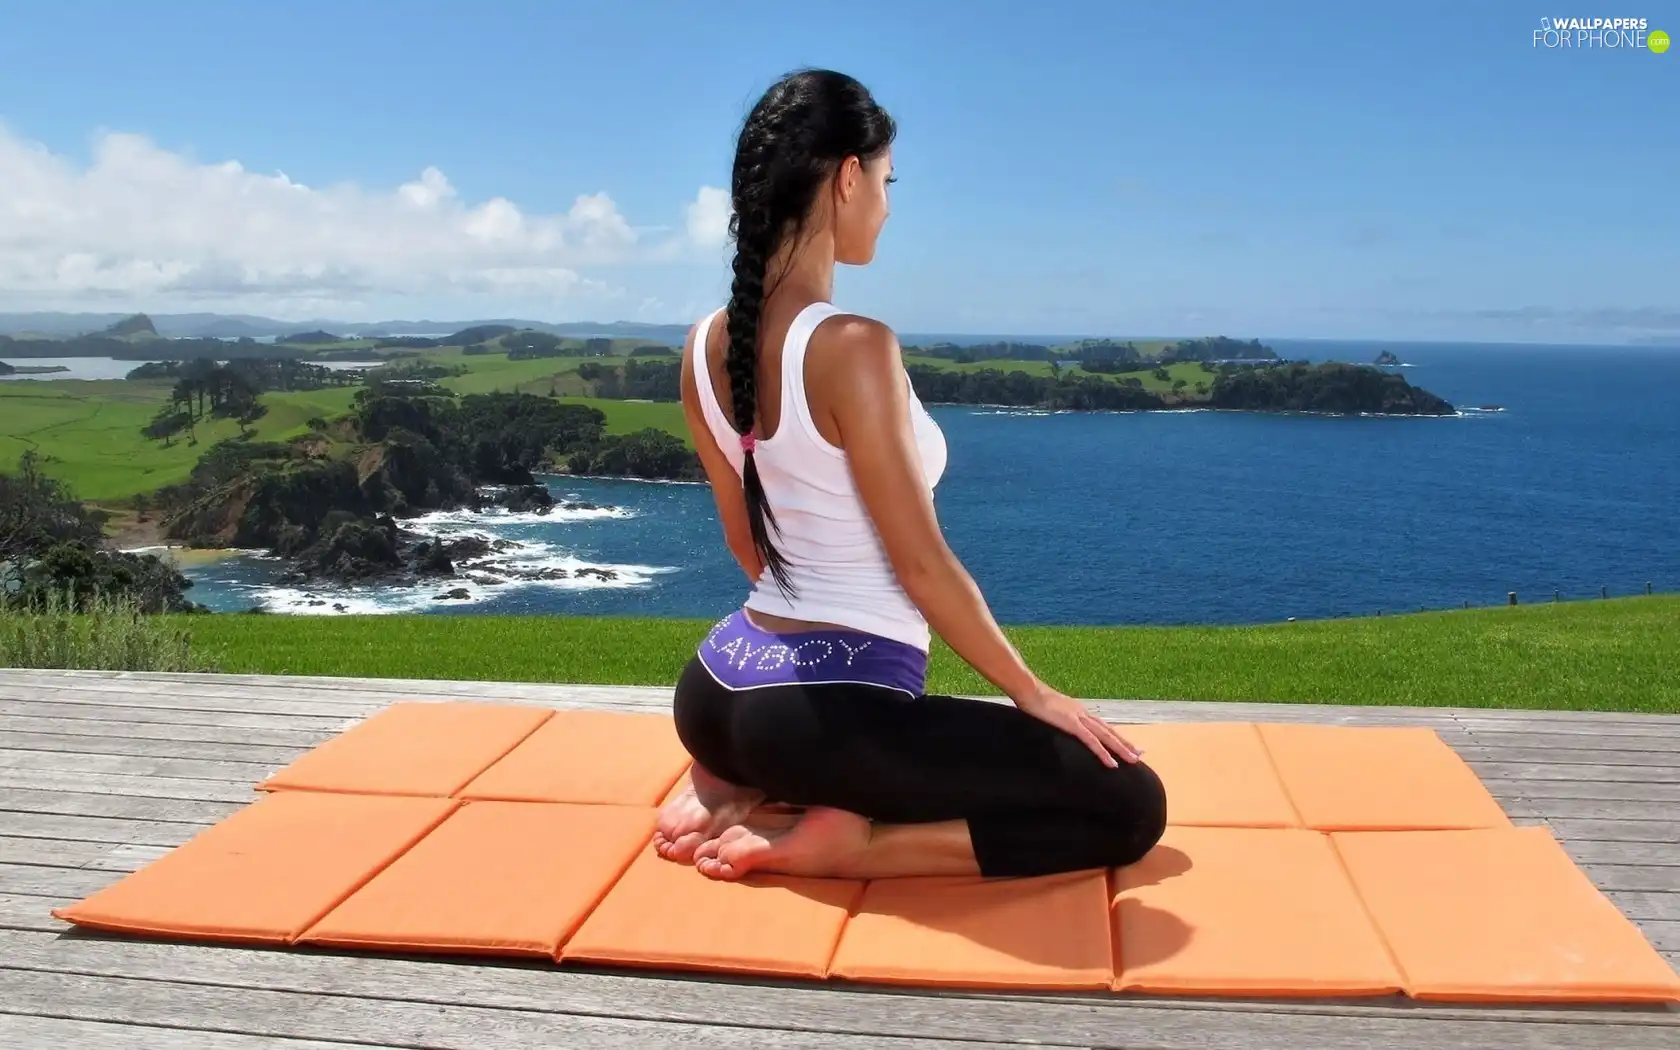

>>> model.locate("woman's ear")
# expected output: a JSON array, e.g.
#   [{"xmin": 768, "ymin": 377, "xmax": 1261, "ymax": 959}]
[{"xmin": 836, "ymin": 156, "xmax": 861, "ymax": 203}]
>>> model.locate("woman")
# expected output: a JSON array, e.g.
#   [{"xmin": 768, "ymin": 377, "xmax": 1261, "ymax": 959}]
[{"xmin": 654, "ymin": 68, "xmax": 1167, "ymax": 882}]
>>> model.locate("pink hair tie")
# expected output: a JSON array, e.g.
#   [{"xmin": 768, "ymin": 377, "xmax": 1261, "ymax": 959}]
[{"xmin": 740, "ymin": 432, "xmax": 757, "ymax": 454}]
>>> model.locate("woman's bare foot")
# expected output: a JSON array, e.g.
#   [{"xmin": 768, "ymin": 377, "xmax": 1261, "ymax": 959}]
[
  {"xmin": 693, "ymin": 806, "xmax": 872, "ymax": 881},
  {"xmin": 653, "ymin": 763, "xmax": 764, "ymax": 863}
]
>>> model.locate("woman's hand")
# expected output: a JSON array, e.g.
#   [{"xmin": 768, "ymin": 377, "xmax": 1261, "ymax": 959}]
[{"xmin": 1015, "ymin": 682, "xmax": 1143, "ymax": 768}]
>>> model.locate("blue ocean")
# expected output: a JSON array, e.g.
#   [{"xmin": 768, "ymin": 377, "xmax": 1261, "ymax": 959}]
[{"xmin": 178, "ymin": 340, "xmax": 1679, "ymax": 626}]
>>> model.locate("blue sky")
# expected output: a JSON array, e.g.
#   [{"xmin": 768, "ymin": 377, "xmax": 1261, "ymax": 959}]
[{"xmin": 0, "ymin": 1, "xmax": 1673, "ymax": 342}]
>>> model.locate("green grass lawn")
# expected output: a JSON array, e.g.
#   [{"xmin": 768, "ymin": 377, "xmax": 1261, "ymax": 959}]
[
  {"xmin": 561, "ymin": 397, "xmax": 689, "ymax": 444},
  {"xmin": 1128, "ymin": 361, "xmax": 1215, "ymax": 393},
  {"xmin": 431, "ymin": 350, "xmax": 594, "ymax": 396},
  {"xmin": 173, "ymin": 594, "xmax": 1680, "ymax": 712},
  {"xmin": 0, "ymin": 381, "xmax": 360, "ymax": 502}
]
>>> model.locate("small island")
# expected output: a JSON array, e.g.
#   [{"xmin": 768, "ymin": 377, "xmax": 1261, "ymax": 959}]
[
  {"xmin": 896, "ymin": 336, "xmax": 1453, "ymax": 417},
  {"xmin": 1374, "ymin": 350, "xmax": 1403, "ymax": 366},
  {"xmin": 0, "ymin": 360, "xmax": 70, "ymax": 376}
]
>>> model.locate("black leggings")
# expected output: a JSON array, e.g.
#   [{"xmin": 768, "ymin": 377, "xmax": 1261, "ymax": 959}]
[{"xmin": 671, "ymin": 657, "xmax": 1168, "ymax": 878}]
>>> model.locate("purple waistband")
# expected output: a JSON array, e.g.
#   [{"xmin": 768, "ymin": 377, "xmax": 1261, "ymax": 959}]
[{"xmin": 696, "ymin": 609, "xmax": 928, "ymax": 696}]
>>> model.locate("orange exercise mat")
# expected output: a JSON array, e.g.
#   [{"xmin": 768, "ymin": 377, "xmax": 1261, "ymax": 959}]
[
  {"xmin": 259, "ymin": 701, "xmax": 553, "ymax": 798},
  {"xmin": 302, "ymin": 801, "xmax": 654, "ymax": 957},
  {"xmin": 48, "ymin": 704, "xmax": 1677, "ymax": 1005},
  {"xmin": 1335, "ymin": 827, "xmax": 1680, "ymax": 1004},
  {"xmin": 1115, "ymin": 722, "xmax": 1299, "ymax": 828},
  {"xmin": 829, "ymin": 870, "xmax": 1113, "ymax": 990},
  {"xmin": 53, "ymin": 791, "xmax": 456, "ymax": 944},
  {"xmin": 561, "ymin": 845, "xmax": 863, "ymax": 979},
  {"xmin": 1258, "ymin": 724, "xmax": 1511, "ymax": 831},
  {"xmin": 459, "ymin": 709, "xmax": 692, "ymax": 806},
  {"xmin": 1112, "ymin": 826, "xmax": 1402, "ymax": 997}
]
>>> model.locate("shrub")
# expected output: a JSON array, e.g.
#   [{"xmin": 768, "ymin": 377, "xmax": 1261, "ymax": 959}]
[{"xmin": 0, "ymin": 588, "xmax": 219, "ymax": 671}]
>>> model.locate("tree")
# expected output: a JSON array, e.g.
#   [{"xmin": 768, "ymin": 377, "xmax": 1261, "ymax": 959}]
[
  {"xmin": 1, "ymin": 451, "xmax": 105, "ymax": 592},
  {"xmin": 143, "ymin": 407, "xmax": 193, "ymax": 446}
]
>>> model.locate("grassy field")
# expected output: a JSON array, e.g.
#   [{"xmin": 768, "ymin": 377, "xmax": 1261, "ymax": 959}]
[
  {"xmin": 561, "ymin": 397, "xmax": 689, "ymax": 444},
  {"xmin": 171, "ymin": 594, "xmax": 1680, "ymax": 712},
  {"xmin": 0, "ymin": 380, "xmax": 359, "ymax": 501},
  {"xmin": 430, "ymin": 350, "xmax": 594, "ymax": 396},
  {"xmin": 0, "ymin": 337, "xmax": 694, "ymax": 501}
]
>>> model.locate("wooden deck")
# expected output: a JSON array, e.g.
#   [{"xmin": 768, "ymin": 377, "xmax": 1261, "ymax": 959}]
[{"xmin": 0, "ymin": 668, "xmax": 1674, "ymax": 1049}]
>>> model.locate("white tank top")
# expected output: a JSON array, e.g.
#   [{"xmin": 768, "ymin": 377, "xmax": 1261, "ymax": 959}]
[{"xmin": 691, "ymin": 302, "xmax": 948, "ymax": 651}]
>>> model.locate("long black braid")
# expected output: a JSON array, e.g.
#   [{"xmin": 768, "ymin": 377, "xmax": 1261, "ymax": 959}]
[{"xmin": 722, "ymin": 69, "xmax": 896, "ymax": 595}]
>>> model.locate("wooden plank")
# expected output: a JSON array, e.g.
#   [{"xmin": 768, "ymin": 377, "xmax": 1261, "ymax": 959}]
[
  {"xmin": 1458, "ymin": 725, "xmax": 1680, "ymax": 749},
  {"xmin": 1428, "ymin": 704, "xmax": 1680, "ymax": 727},
  {"xmin": 1460, "ymin": 746, "xmax": 1680, "ymax": 770},
  {"xmin": 0, "ymin": 787, "xmax": 242, "ymax": 825},
  {"xmin": 0, "ymin": 1014, "xmax": 392, "ymax": 1050},
  {"xmin": 0, "ymin": 731, "xmax": 306, "ymax": 767},
  {"xmin": 0, "ymin": 863, "xmax": 115, "ymax": 897},
  {"xmin": 1581, "ymin": 864, "xmax": 1680, "ymax": 893},
  {"xmin": 1549, "ymin": 819, "xmax": 1680, "ymax": 844},
  {"xmin": 1456, "ymin": 715, "xmax": 1680, "ymax": 735},
  {"xmin": 0, "ymin": 686, "xmax": 379, "ymax": 721},
  {"xmin": 1605, "ymin": 891, "xmax": 1680, "ymax": 922},
  {"xmin": 0, "ymin": 967, "xmax": 1072, "ymax": 1050},
  {"xmin": 1518, "ymin": 799, "xmax": 1679, "ymax": 823},
  {"xmin": 0, "ymin": 769, "xmax": 257, "ymax": 804},
  {"xmin": 0, "ymin": 679, "xmax": 402, "ymax": 713},
  {"xmin": 0, "ymin": 894, "xmax": 70, "ymax": 933},
  {"xmin": 0, "ymin": 836, "xmax": 169, "ymax": 873},
  {"xmin": 84, "ymin": 843, "xmax": 172, "ymax": 872},
  {"xmin": 1469, "ymin": 762, "xmax": 1679, "ymax": 784},
  {"xmin": 1565, "ymin": 840, "xmax": 1680, "ymax": 866},
  {"xmin": 1638, "ymin": 921, "xmax": 1680, "ymax": 953},
  {"xmin": 3, "ymin": 930, "xmax": 1677, "ymax": 1048},
  {"xmin": 0, "ymin": 714, "xmax": 331, "ymax": 750},
  {"xmin": 0, "ymin": 748, "xmax": 278, "ymax": 784},
  {"xmin": 0, "ymin": 698, "xmax": 358, "ymax": 735},
  {"xmin": 0, "ymin": 676, "xmax": 668, "ymax": 718},
  {"xmin": 0, "ymin": 810, "xmax": 212, "ymax": 847},
  {"xmin": 1483, "ymin": 778, "xmax": 1680, "ymax": 804},
  {"xmin": 0, "ymin": 835, "xmax": 109, "ymax": 868}
]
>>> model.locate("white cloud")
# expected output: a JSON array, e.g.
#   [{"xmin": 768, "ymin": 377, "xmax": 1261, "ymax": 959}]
[
  {"xmin": 684, "ymin": 186, "xmax": 732, "ymax": 248},
  {"xmin": 0, "ymin": 123, "xmax": 726, "ymax": 315}
]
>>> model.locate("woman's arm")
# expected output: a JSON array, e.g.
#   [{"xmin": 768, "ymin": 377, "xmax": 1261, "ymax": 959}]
[
  {"xmin": 817, "ymin": 316, "xmax": 1039, "ymax": 699},
  {"xmin": 816, "ymin": 316, "xmax": 1139, "ymax": 766},
  {"xmin": 680, "ymin": 321, "xmax": 764, "ymax": 584}
]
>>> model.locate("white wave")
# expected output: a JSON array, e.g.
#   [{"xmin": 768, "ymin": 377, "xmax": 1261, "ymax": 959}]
[
  {"xmin": 244, "ymin": 583, "xmax": 455, "ymax": 615},
  {"xmin": 236, "ymin": 529, "xmax": 675, "ymax": 614},
  {"xmin": 406, "ymin": 502, "xmax": 632, "ymax": 532},
  {"xmin": 471, "ymin": 547, "xmax": 677, "ymax": 590}
]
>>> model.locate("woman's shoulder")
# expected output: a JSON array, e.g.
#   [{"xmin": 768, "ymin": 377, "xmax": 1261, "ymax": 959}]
[
  {"xmin": 810, "ymin": 308, "xmax": 901, "ymax": 368},
  {"xmin": 806, "ymin": 309, "xmax": 911, "ymax": 410}
]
